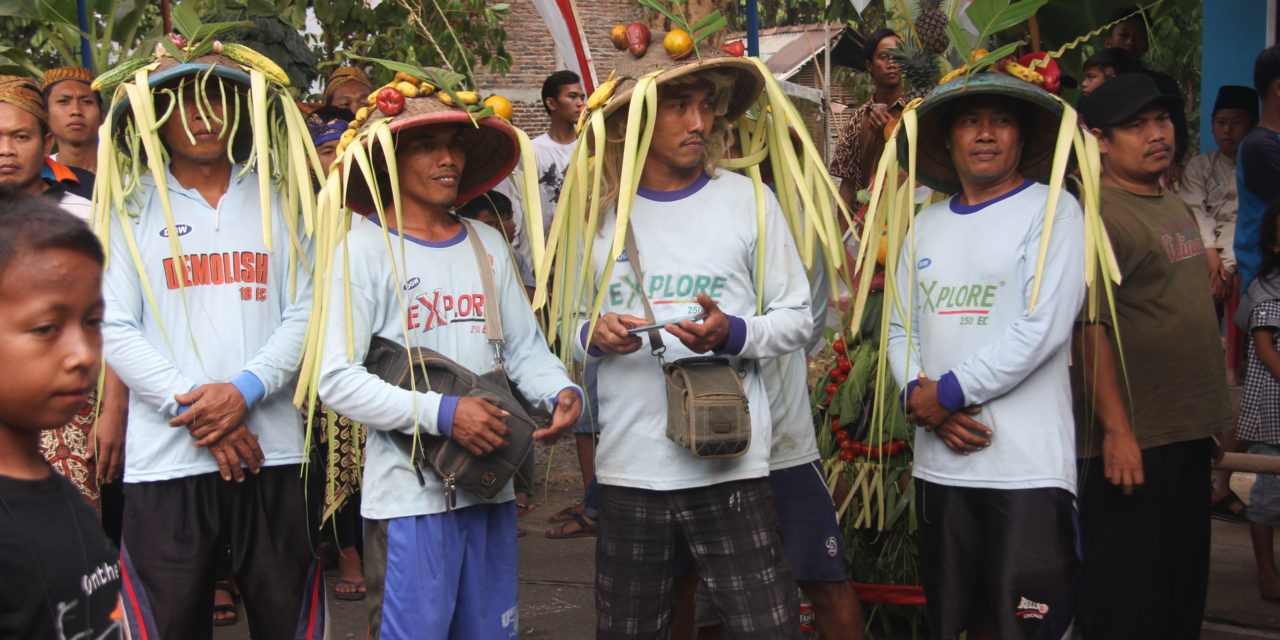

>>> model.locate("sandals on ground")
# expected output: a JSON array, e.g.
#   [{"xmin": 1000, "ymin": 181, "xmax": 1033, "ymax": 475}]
[{"xmin": 545, "ymin": 512, "xmax": 598, "ymax": 539}]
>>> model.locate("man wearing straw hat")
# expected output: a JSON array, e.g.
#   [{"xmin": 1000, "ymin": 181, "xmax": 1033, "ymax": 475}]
[
  {"xmin": 95, "ymin": 41, "xmax": 321, "ymax": 639},
  {"xmin": 324, "ymin": 65, "xmax": 375, "ymax": 115},
  {"xmin": 564, "ymin": 33, "xmax": 815, "ymax": 636},
  {"xmin": 40, "ymin": 67, "xmax": 103, "ymax": 176},
  {"xmin": 884, "ymin": 71, "xmax": 1086, "ymax": 639},
  {"xmin": 312, "ymin": 67, "xmax": 581, "ymax": 638}
]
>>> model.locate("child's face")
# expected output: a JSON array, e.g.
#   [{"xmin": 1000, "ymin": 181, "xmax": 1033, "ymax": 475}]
[
  {"xmin": 1081, "ymin": 66, "xmax": 1114, "ymax": 96},
  {"xmin": 0, "ymin": 248, "xmax": 102, "ymax": 432},
  {"xmin": 473, "ymin": 209, "xmax": 517, "ymax": 241}
]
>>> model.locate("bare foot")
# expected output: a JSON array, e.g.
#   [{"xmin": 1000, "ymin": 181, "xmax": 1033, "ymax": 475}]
[{"xmin": 1259, "ymin": 571, "xmax": 1280, "ymax": 600}]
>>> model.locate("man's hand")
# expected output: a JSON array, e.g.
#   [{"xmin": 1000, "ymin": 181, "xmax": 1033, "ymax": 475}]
[
  {"xmin": 1205, "ymin": 249, "xmax": 1231, "ymax": 302},
  {"xmin": 91, "ymin": 369, "xmax": 128, "ymax": 483},
  {"xmin": 867, "ymin": 103, "xmax": 892, "ymax": 130},
  {"xmin": 170, "ymin": 383, "xmax": 247, "ymax": 446},
  {"xmin": 666, "ymin": 294, "xmax": 730, "ymax": 353},
  {"xmin": 92, "ymin": 407, "xmax": 126, "ymax": 483},
  {"xmin": 924, "ymin": 407, "xmax": 992, "ymax": 454},
  {"xmin": 206, "ymin": 423, "xmax": 264, "ymax": 483},
  {"xmin": 905, "ymin": 374, "xmax": 951, "ymax": 428},
  {"xmin": 535, "ymin": 389, "xmax": 583, "ymax": 445},
  {"xmin": 588, "ymin": 313, "xmax": 646, "ymax": 355},
  {"xmin": 1102, "ymin": 428, "xmax": 1144, "ymax": 495},
  {"xmin": 451, "ymin": 397, "xmax": 512, "ymax": 456}
]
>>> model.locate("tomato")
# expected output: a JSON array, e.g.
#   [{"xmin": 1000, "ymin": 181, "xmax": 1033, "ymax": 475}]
[
  {"xmin": 836, "ymin": 356, "xmax": 852, "ymax": 373},
  {"xmin": 835, "ymin": 430, "xmax": 851, "ymax": 443},
  {"xmin": 838, "ymin": 450, "xmax": 855, "ymax": 462},
  {"xmin": 852, "ymin": 442, "xmax": 866, "ymax": 457},
  {"xmin": 832, "ymin": 338, "xmax": 847, "ymax": 354},
  {"xmin": 829, "ymin": 417, "xmax": 842, "ymax": 432},
  {"xmin": 839, "ymin": 440, "xmax": 854, "ymax": 453},
  {"xmin": 830, "ymin": 370, "xmax": 847, "ymax": 384},
  {"xmin": 824, "ymin": 383, "xmax": 839, "ymax": 396},
  {"xmin": 869, "ymin": 445, "xmax": 881, "ymax": 458}
]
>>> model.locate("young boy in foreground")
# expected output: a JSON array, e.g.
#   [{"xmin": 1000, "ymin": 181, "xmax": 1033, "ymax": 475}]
[{"xmin": 0, "ymin": 194, "xmax": 122, "ymax": 638}]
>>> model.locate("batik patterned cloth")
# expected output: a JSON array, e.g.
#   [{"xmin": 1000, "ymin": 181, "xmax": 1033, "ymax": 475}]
[{"xmin": 39, "ymin": 391, "xmax": 100, "ymax": 512}]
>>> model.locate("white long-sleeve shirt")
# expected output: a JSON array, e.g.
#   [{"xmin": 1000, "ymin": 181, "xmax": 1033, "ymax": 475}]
[
  {"xmin": 575, "ymin": 171, "xmax": 813, "ymax": 490},
  {"xmin": 318, "ymin": 218, "xmax": 578, "ymax": 519},
  {"xmin": 103, "ymin": 167, "xmax": 313, "ymax": 482},
  {"xmin": 886, "ymin": 180, "xmax": 1085, "ymax": 493}
]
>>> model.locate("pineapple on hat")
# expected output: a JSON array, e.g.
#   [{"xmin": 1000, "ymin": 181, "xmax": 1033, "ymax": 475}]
[{"xmin": 915, "ymin": 0, "xmax": 950, "ymax": 55}]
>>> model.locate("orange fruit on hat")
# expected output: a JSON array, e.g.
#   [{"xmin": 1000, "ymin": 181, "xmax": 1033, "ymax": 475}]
[
  {"xmin": 485, "ymin": 95, "xmax": 514, "ymax": 121},
  {"xmin": 663, "ymin": 29, "xmax": 694, "ymax": 60}
]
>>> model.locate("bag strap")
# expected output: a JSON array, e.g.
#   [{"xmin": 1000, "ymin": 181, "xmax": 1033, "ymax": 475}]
[
  {"xmin": 460, "ymin": 219, "xmax": 505, "ymax": 367},
  {"xmin": 623, "ymin": 222, "xmax": 666, "ymax": 359}
]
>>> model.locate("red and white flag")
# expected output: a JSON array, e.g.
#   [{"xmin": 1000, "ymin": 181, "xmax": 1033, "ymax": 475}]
[{"xmin": 530, "ymin": 0, "xmax": 597, "ymax": 93}]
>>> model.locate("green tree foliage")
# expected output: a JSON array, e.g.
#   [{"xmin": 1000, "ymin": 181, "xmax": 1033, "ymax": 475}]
[
  {"xmin": 311, "ymin": 0, "xmax": 511, "ymax": 87},
  {"xmin": 0, "ymin": 0, "xmax": 511, "ymax": 97},
  {"xmin": 0, "ymin": 0, "xmax": 162, "ymax": 74}
]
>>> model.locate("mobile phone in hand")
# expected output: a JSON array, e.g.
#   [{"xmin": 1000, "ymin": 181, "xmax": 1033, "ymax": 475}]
[{"xmin": 625, "ymin": 311, "xmax": 708, "ymax": 335}]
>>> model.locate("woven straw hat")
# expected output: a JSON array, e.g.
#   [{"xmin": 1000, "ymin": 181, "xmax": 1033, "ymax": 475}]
[
  {"xmin": 344, "ymin": 92, "xmax": 519, "ymax": 216},
  {"xmin": 599, "ymin": 35, "xmax": 764, "ymax": 121},
  {"xmin": 40, "ymin": 67, "xmax": 94, "ymax": 93},
  {"xmin": 896, "ymin": 71, "xmax": 1067, "ymax": 195}
]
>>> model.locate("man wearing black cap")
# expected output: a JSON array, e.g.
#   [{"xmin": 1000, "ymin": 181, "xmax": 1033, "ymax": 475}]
[
  {"xmin": 1236, "ymin": 46, "xmax": 1280, "ymax": 292},
  {"xmin": 1075, "ymin": 73, "xmax": 1233, "ymax": 639}
]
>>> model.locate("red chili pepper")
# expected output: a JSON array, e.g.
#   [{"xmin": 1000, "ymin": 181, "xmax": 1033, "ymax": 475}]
[
  {"xmin": 376, "ymin": 87, "xmax": 406, "ymax": 116},
  {"xmin": 1018, "ymin": 52, "xmax": 1061, "ymax": 94},
  {"xmin": 832, "ymin": 338, "xmax": 847, "ymax": 354}
]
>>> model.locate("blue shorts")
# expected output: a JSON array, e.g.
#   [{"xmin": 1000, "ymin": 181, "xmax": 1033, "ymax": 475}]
[
  {"xmin": 769, "ymin": 460, "xmax": 848, "ymax": 583},
  {"xmin": 571, "ymin": 363, "xmax": 600, "ymax": 435},
  {"xmin": 365, "ymin": 503, "xmax": 519, "ymax": 639}
]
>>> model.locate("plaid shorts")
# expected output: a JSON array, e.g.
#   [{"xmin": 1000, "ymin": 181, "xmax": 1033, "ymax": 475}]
[{"xmin": 595, "ymin": 478, "xmax": 800, "ymax": 639}]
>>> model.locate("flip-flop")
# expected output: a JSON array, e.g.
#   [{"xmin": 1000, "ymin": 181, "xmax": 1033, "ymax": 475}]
[
  {"xmin": 334, "ymin": 579, "xmax": 366, "ymax": 601},
  {"xmin": 213, "ymin": 582, "xmax": 239, "ymax": 626},
  {"xmin": 547, "ymin": 502, "xmax": 585, "ymax": 524},
  {"xmin": 1211, "ymin": 490, "xmax": 1248, "ymax": 524},
  {"xmin": 545, "ymin": 512, "xmax": 597, "ymax": 539}
]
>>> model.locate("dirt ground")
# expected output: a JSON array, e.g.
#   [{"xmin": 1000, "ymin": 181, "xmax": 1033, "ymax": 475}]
[{"xmin": 212, "ymin": 436, "xmax": 1280, "ymax": 639}]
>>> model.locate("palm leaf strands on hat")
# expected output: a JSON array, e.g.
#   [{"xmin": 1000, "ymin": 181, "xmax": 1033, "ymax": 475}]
[
  {"xmin": 291, "ymin": 60, "xmax": 536, "ymax": 468},
  {"xmin": 535, "ymin": 58, "xmax": 863, "ymax": 367},
  {"xmin": 90, "ymin": 52, "xmax": 322, "ymax": 374},
  {"xmin": 842, "ymin": 74, "xmax": 1124, "ymax": 532}
]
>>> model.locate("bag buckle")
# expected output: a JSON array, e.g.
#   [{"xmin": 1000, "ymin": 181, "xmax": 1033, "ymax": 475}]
[
  {"xmin": 490, "ymin": 339, "xmax": 506, "ymax": 368},
  {"xmin": 443, "ymin": 474, "xmax": 457, "ymax": 511}
]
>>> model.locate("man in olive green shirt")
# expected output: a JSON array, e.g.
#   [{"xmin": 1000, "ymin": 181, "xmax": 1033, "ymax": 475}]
[{"xmin": 1074, "ymin": 74, "xmax": 1232, "ymax": 640}]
